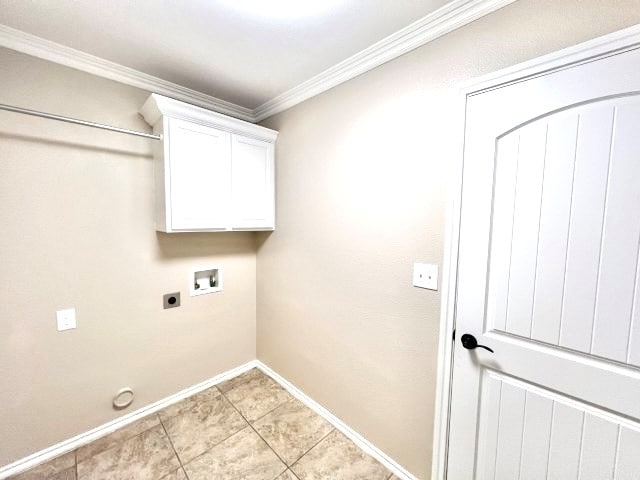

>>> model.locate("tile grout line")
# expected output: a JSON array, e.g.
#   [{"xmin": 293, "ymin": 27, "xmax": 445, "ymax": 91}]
[
  {"xmin": 222, "ymin": 371, "xmax": 294, "ymax": 425},
  {"xmin": 256, "ymin": 362, "xmax": 415, "ymax": 479},
  {"xmin": 157, "ymin": 413, "xmax": 190, "ymax": 480},
  {"xmin": 224, "ymin": 369, "xmax": 384, "ymax": 478},
  {"xmin": 220, "ymin": 370, "xmax": 342, "ymax": 476},
  {"xmin": 287, "ymin": 427, "xmax": 337, "ymax": 474},
  {"xmin": 242, "ymin": 397, "xmax": 292, "ymax": 426},
  {"xmin": 217, "ymin": 385, "xmax": 291, "ymax": 478},
  {"xmin": 159, "ymin": 382, "xmax": 294, "ymax": 479},
  {"xmin": 180, "ymin": 424, "xmax": 256, "ymax": 470},
  {"xmin": 286, "ymin": 468, "xmax": 301, "ymax": 480},
  {"xmin": 216, "ymin": 369, "xmax": 260, "ymax": 393},
  {"xmin": 217, "ymin": 387, "xmax": 288, "ymax": 468},
  {"xmin": 74, "ymin": 414, "xmax": 161, "ymax": 469},
  {"xmin": 253, "ymin": 367, "xmax": 391, "ymax": 477},
  {"xmin": 156, "ymin": 388, "xmax": 257, "ymax": 474}
]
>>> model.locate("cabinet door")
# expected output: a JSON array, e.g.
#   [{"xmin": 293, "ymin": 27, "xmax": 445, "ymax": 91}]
[
  {"xmin": 231, "ymin": 134, "xmax": 275, "ymax": 230},
  {"xmin": 168, "ymin": 118, "xmax": 231, "ymax": 231}
]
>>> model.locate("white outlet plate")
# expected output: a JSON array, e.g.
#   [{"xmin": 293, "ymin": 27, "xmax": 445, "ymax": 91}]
[
  {"xmin": 56, "ymin": 308, "xmax": 76, "ymax": 331},
  {"xmin": 413, "ymin": 263, "xmax": 438, "ymax": 290}
]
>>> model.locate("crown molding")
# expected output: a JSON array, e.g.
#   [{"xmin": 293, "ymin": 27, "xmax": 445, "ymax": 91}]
[
  {"xmin": 0, "ymin": 25, "xmax": 255, "ymax": 122},
  {"xmin": 0, "ymin": 0, "xmax": 514, "ymax": 124},
  {"xmin": 140, "ymin": 93, "xmax": 278, "ymax": 142},
  {"xmin": 253, "ymin": 0, "xmax": 516, "ymax": 122}
]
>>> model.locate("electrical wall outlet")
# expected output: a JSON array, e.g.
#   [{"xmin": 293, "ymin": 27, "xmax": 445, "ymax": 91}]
[
  {"xmin": 56, "ymin": 308, "xmax": 76, "ymax": 331},
  {"xmin": 413, "ymin": 263, "xmax": 438, "ymax": 290}
]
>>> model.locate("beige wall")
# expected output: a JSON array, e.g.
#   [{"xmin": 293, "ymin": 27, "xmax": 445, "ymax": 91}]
[
  {"xmin": 2, "ymin": 0, "xmax": 640, "ymax": 474},
  {"xmin": 257, "ymin": 1, "xmax": 640, "ymax": 478},
  {"xmin": 0, "ymin": 49, "xmax": 257, "ymax": 466}
]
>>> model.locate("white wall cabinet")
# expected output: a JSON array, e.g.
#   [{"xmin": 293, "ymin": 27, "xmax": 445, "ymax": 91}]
[
  {"xmin": 231, "ymin": 135, "xmax": 274, "ymax": 230},
  {"xmin": 140, "ymin": 94, "xmax": 277, "ymax": 232},
  {"xmin": 168, "ymin": 119, "xmax": 231, "ymax": 231}
]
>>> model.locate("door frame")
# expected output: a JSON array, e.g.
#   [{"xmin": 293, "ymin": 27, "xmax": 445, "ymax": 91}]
[{"xmin": 430, "ymin": 23, "xmax": 640, "ymax": 480}]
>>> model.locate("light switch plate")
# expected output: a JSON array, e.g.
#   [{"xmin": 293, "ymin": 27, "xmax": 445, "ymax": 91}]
[
  {"xmin": 56, "ymin": 308, "xmax": 76, "ymax": 331},
  {"xmin": 413, "ymin": 263, "xmax": 438, "ymax": 290}
]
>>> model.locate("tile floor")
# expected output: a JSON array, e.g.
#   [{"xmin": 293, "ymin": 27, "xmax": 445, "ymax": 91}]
[{"xmin": 10, "ymin": 368, "xmax": 397, "ymax": 480}]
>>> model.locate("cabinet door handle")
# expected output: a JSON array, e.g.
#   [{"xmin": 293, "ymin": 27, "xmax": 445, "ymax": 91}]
[{"xmin": 461, "ymin": 334, "xmax": 494, "ymax": 353}]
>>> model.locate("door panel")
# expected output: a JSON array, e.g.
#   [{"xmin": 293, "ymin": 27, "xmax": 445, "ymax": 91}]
[
  {"xmin": 546, "ymin": 402, "xmax": 583, "ymax": 480},
  {"xmin": 476, "ymin": 372, "xmax": 639, "ymax": 480},
  {"xmin": 617, "ymin": 428, "xmax": 640, "ymax": 479},
  {"xmin": 591, "ymin": 104, "xmax": 640, "ymax": 362},
  {"xmin": 558, "ymin": 106, "xmax": 614, "ymax": 354},
  {"xmin": 580, "ymin": 415, "xmax": 619, "ymax": 480},
  {"xmin": 518, "ymin": 389, "xmax": 553, "ymax": 480},
  {"xmin": 448, "ymin": 44, "xmax": 640, "ymax": 479},
  {"xmin": 530, "ymin": 114, "xmax": 578, "ymax": 345},
  {"xmin": 486, "ymin": 98, "xmax": 640, "ymax": 365},
  {"xmin": 493, "ymin": 382, "xmax": 526, "ymax": 480},
  {"xmin": 504, "ymin": 122, "xmax": 547, "ymax": 338}
]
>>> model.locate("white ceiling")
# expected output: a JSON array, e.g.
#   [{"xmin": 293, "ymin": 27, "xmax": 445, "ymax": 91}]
[{"xmin": 0, "ymin": 0, "xmax": 450, "ymax": 110}]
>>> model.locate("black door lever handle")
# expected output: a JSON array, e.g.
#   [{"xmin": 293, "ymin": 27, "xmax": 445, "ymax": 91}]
[{"xmin": 461, "ymin": 334, "xmax": 494, "ymax": 353}]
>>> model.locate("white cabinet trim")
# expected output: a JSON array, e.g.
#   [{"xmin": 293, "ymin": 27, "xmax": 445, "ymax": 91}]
[{"xmin": 141, "ymin": 94, "xmax": 278, "ymax": 142}]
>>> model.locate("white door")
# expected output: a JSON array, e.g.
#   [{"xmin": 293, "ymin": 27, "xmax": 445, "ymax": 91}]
[
  {"xmin": 230, "ymin": 134, "xmax": 275, "ymax": 230},
  {"xmin": 447, "ymin": 44, "xmax": 640, "ymax": 479},
  {"xmin": 168, "ymin": 118, "xmax": 231, "ymax": 231}
]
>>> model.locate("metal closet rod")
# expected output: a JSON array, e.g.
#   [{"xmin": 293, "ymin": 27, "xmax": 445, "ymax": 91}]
[{"xmin": 0, "ymin": 103, "xmax": 161, "ymax": 140}]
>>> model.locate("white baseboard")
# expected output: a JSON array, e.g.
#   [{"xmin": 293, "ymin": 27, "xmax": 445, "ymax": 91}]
[
  {"xmin": 1, "ymin": 360, "xmax": 417, "ymax": 480},
  {"xmin": 255, "ymin": 361, "xmax": 419, "ymax": 480},
  {"xmin": 0, "ymin": 361, "xmax": 257, "ymax": 479}
]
